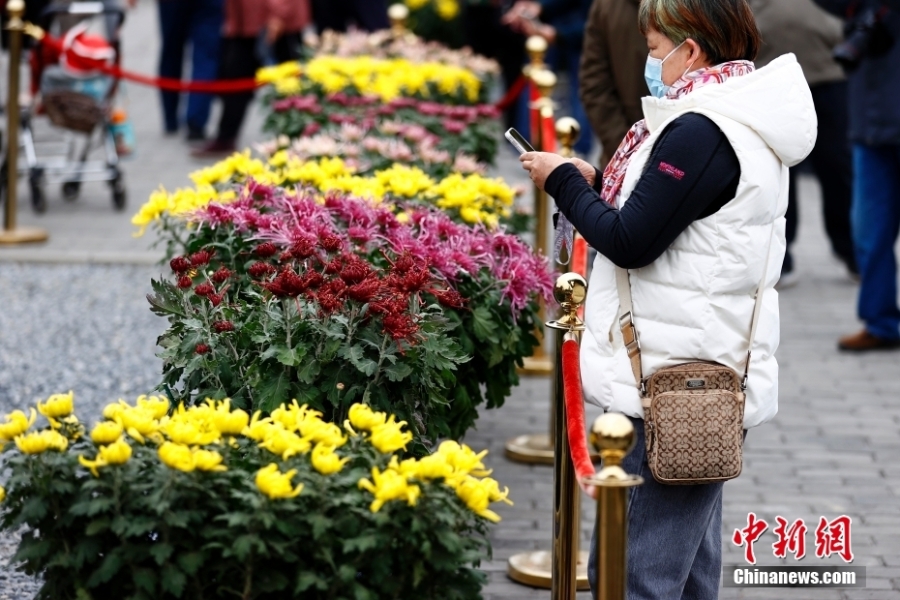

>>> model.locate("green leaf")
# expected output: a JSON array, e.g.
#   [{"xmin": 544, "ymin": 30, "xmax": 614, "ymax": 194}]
[
  {"xmin": 258, "ymin": 370, "xmax": 291, "ymax": 412},
  {"xmin": 343, "ymin": 534, "xmax": 379, "ymax": 553},
  {"xmin": 295, "ymin": 571, "xmax": 324, "ymax": 593},
  {"xmin": 84, "ymin": 517, "xmax": 110, "ymax": 536},
  {"xmin": 383, "ymin": 362, "xmax": 413, "ymax": 382},
  {"xmin": 471, "ymin": 306, "xmax": 499, "ymax": 342},
  {"xmin": 297, "ymin": 358, "xmax": 321, "ymax": 384},
  {"xmin": 150, "ymin": 542, "xmax": 174, "ymax": 565},
  {"xmin": 177, "ymin": 551, "xmax": 204, "ymax": 576},
  {"xmin": 133, "ymin": 567, "xmax": 157, "ymax": 595},
  {"xmin": 161, "ymin": 563, "xmax": 187, "ymax": 596},
  {"xmin": 87, "ymin": 551, "xmax": 123, "ymax": 587}
]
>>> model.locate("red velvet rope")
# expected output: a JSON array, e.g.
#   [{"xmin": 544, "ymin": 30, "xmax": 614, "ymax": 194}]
[
  {"xmin": 494, "ymin": 74, "xmax": 528, "ymax": 111},
  {"xmin": 562, "ymin": 338, "xmax": 595, "ymax": 479},
  {"xmin": 572, "ymin": 236, "xmax": 588, "ymax": 278},
  {"xmin": 39, "ymin": 35, "xmax": 261, "ymax": 93}
]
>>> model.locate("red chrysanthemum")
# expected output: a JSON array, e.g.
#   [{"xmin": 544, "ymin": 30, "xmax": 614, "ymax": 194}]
[
  {"xmin": 170, "ymin": 256, "xmax": 191, "ymax": 274},
  {"xmin": 177, "ymin": 276, "xmax": 194, "ymax": 289},
  {"xmin": 347, "ymin": 278, "xmax": 382, "ymax": 303},
  {"xmin": 213, "ymin": 321, "xmax": 234, "ymax": 333},
  {"xmin": 212, "ymin": 267, "xmax": 232, "ymax": 283},
  {"xmin": 290, "ymin": 239, "xmax": 316, "ymax": 259},
  {"xmin": 194, "ymin": 282, "xmax": 215, "ymax": 297},
  {"xmin": 431, "ymin": 288, "xmax": 467, "ymax": 309},
  {"xmin": 248, "ymin": 262, "xmax": 276, "ymax": 278},
  {"xmin": 255, "ymin": 242, "xmax": 278, "ymax": 257},
  {"xmin": 195, "ymin": 343, "xmax": 210, "ymax": 355},
  {"xmin": 208, "ymin": 293, "xmax": 224, "ymax": 307},
  {"xmin": 190, "ymin": 249, "xmax": 214, "ymax": 267},
  {"xmin": 319, "ymin": 234, "xmax": 343, "ymax": 252}
]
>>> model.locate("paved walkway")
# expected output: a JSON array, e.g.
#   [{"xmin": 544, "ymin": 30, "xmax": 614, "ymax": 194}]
[{"xmin": 2, "ymin": 4, "xmax": 900, "ymax": 599}]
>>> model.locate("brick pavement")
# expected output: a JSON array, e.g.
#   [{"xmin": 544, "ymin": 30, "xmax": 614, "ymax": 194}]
[{"xmin": 1, "ymin": 4, "xmax": 899, "ymax": 599}]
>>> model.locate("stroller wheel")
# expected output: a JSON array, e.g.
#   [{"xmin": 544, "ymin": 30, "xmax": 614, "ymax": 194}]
[
  {"xmin": 30, "ymin": 173, "xmax": 47, "ymax": 214},
  {"xmin": 111, "ymin": 177, "xmax": 126, "ymax": 211},
  {"xmin": 62, "ymin": 181, "xmax": 81, "ymax": 202}
]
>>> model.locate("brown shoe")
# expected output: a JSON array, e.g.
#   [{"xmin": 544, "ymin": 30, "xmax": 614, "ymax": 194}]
[
  {"xmin": 838, "ymin": 330, "xmax": 900, "ymax": 352},
  {"xmin": 190, "ymin": 139, "xmax": 236, "ymax": 159}
]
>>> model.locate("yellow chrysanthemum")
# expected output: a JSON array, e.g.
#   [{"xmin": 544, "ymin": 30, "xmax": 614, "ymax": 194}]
[
  {"xmin": 435, "ymin": 0, "xmax": 459, "ymax": 20},
  {"xmin": 258, "ymin": 426, "xmax": 311, "ymax": 460},
  {"xmin": 90, "ymin": 421, "xmax": 124, "ymax": 445},
  {"xmin": 358, "ymin": 467, "xmax": 420, "ymax": 512},
  {"xmin": 369, "ymin": 416, "xmax": 413, "ymax": 454},
  {"xmin": 158, "ymin": 442, "xmax": 196, "ymax": 472},
  {"xmin": 0, "ymin": 486, "xmax": 5, "ymax": 503},
  {"xmin": 310, "ymin": 444, "xmax": 349, "ymax": 475},
  {"xmin": 453, "ymin": 476, "xmax": 512, "ymax": 522},
  {"xmin": 211, "ymin": 399, "xmax": 249, "ymax": 435},
  {"xmin": 36, "ymin": 391, "xmax": 74, "ymax": 419},
  {"xmin": 136, "ymin": 395, "xmax": 170, "ymax": 420},
  {"xmin": 348, "ymin": 404, "xmax": 387, "ymax": 432},
  {"xmin": 0, "ymin": 409, "xmax": 37, "ymax": 441},
  {"xmin": 15, "ymin": 430, "xmax": 68, "ymax": 454},
  {"xmin": 192, "ymin": 449, "xmax": 227, "ymax": 472},
  {"xmin": 255, "ymin": 463, "xmax": 303, "ymax": 499},
  {"xmin": 79, "ymin": 436, "xmax": 133, "ymax": 477}
]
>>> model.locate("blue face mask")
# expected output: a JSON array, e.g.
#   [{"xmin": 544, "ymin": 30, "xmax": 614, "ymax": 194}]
[{"xmin": 645, "ymin": 41, "xmax": 686, "ymax": 98}]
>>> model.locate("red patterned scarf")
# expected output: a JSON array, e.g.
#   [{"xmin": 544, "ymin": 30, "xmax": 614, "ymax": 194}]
[{"xmin": 599, "ymin": 61, "xmax": 755, "ymax": 206}]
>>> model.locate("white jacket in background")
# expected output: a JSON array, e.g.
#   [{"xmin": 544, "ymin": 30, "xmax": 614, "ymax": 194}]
[{"xmin": 580, "ymin": 53, "xmax": 817, "ymax": 429}]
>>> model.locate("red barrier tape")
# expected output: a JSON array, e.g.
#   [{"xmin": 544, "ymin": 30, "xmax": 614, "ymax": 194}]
[
  {"xmin": 563, "ymin": 338, "xmax": 595, "ymax": 480},
  {"xmin": 39, "ymin": 35, "xmax": 261, "ymax": 93},
  {"xmin": 494, "ymin": 74, "xmax": 527, "ymax": 112}
]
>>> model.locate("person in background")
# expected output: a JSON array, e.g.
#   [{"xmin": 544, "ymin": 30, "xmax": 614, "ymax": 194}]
[
  {"xmin": 192, "ymin": 0, "xmax": 310, "ymax": 157},
  {"xmin": 156, "ymin": 0, "xmax": 224, "ymax": 141},
  {"xmin": 750, "ymin": 0, "xmax": 856, "ymax": 289},
  {"xmin": 503, "ymin": 0, "xmax": 594, "ymax": 156},
  {"xmin": 814, "ymin": 0, "xmax": 900, "ymax": 351},
  {"xmin": 310, "ymin": 0, "xmax": 389, "ymax": 34},
  {"xmin": 464, "ymin": 0, "xmax": 527, "ymax": 131},
  {"xmin": 579, "ymin": 0, "xmax": 647, "ymax": 169}
]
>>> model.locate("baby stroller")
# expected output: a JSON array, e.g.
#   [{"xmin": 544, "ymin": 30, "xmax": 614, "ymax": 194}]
[{"xmin": 20, "ymin": 1, "xmax": 127, "ymax": 213}]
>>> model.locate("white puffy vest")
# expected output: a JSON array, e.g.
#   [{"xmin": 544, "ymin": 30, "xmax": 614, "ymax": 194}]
[{"xmin": 580, "ymin": 55, "xmax": 816, "ymax": 429}]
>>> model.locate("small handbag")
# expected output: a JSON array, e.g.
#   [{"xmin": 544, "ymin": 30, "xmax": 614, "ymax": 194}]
[{"xmin": 614, "ymin": 229, "xmax": 773, "ymax": 485}]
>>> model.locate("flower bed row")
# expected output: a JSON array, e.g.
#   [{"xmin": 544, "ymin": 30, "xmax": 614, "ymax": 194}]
[
  {"xmin": 138, "ymin": 173, "xmax": 550, "ymax": 450},
  {"xmin": 0, "ymin": 393, "xmax": 508, "ymax": 599}
]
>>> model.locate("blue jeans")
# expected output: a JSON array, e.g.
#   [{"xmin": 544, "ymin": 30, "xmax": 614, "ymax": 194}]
[
  {"xmin": 852, "ymin": 144, "xmax": 900, "ymax": 340},
  {"xmin": 588, "ymin": 417, "xmax": 724, "ymax": 600},
  {"xmin": 157, "ymin": 0, "xmax": 223, "ymax": 133}
]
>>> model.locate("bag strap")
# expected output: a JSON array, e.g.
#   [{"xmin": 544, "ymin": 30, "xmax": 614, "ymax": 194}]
[{"xmin": 616, "ymin": 224, "xmax": 776, "ymax": 395}]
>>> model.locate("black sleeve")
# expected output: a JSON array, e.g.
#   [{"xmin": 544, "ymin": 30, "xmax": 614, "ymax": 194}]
[{"xmin": 545, "ymin": 113, "xmax": 741, "ymax": 269}]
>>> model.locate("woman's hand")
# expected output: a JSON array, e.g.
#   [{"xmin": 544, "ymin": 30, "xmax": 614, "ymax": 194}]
[
  {"xmin": 578, "ymin": 475, "xmax": 598, "ymax": 500},
  {"xmin": 520, "ymin": 152, "xmax": 567, "ymax": 190},
  {"xmin": 569, "ymin": 157, "xmax": 597, "ymax": 187}
]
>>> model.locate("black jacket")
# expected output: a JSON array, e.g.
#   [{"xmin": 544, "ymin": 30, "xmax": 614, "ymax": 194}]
[{"xmin": 814, "ymin": 0, "xmax": 900, "ymax": 144}]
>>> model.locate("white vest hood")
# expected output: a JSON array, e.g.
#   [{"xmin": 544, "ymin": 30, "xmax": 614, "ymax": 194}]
[
  {"xmin": 580, "ymin": 54, "xmax": 816, "ymax": 429},
  {"xmin": 642, "ymin": 54, "xmax": 817, "ymax": 167}
]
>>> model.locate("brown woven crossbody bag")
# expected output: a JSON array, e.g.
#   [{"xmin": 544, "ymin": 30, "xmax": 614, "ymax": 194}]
[{"xmin": 613, "ymin": 229, "xmax": 773, "ymax": 485}]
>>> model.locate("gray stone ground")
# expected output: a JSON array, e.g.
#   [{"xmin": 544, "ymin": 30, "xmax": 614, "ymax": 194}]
[{"xmin": 2, "ymin": 3, "xmax": 900, "ymax": 599}]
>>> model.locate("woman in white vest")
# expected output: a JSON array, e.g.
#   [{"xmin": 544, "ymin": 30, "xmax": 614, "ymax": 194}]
[{"xmin": 520, "ymin": 0, "xmax": 816, "ymax": 597}]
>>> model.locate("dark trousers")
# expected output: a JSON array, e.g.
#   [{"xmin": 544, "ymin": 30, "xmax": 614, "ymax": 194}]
[
  {"xmin": 784, "ymin": 80, "xmax": 855, "ymax": 273},
  {"xmin": 215, "ymin": 35, "xmax": 301, "ymax": 143},
  {"xmin": 310, "ymin": 0, "xmax": 389, "ymax": 33},
  {"xmin": 157, "ymin": 0, "xmax": 223, "ymax": 133}
]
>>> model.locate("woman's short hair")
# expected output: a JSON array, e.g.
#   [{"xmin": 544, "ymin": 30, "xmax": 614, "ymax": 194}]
[{"xmin": 638, "ymin": 0, "xmax": 761, "ymax": 64}]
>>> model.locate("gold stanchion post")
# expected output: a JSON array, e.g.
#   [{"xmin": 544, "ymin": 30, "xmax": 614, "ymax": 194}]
[
  {"xmin": 507, "ymin": 274, "xmax": 590, "ymax": 593},
  {"xmin": 585, "ymin": 414, "xmax": 644, "ymax": 600},
  {"xmin": 387, "ymin": 3, "xmax": 409, "ymax": 37},
  {"xmin": 0, "ymin": 0, "xmax": 48, "ymax": 245}
]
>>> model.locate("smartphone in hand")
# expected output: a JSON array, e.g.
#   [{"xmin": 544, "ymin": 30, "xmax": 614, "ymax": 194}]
[{"xmin": 505, "ymin": 128, "xmax": 535, "ymax": 155}]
